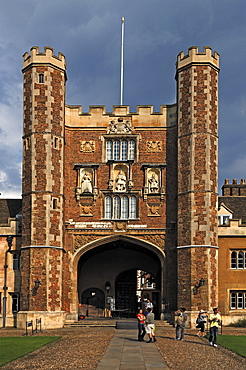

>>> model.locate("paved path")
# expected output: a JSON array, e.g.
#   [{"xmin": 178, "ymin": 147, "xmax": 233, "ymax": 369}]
[{"xmin": 97, "ymin": 329, "xmax": 168, "ymax": 370}]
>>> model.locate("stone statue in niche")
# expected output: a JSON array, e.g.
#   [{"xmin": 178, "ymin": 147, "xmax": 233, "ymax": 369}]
[
  {"xmin": 148, "ymin": 173, "xmax": 159, "ymax": 193},
  {"xmin": 81, "ymin": 172, "xmax": 93, "ymax": 193},
  {"xmin": 115, "ymin": 170, "xmax": 127, "ymax": 192}
]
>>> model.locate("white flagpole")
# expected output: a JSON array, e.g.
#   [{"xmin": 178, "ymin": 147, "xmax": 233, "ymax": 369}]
[{"xmin": 120, "ymin": 17, "xmax": 125, "ymax": 106}]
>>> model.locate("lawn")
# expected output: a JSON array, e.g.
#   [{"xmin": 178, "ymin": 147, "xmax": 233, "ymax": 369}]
[
  {"xmin": 217, "ymin": 335, "xmax": 246, "ymax": 357},
  {"xmin": 0, "ymin": 336, "xmax": 61, "ymax": 367}
]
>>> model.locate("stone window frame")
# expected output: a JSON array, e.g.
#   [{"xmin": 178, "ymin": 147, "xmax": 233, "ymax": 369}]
[
  {"xmin": 38, "ymin": 73, "xmax": 44, "ymax": 83},
  {"xmin": 230, "ymin": 291, "xmax": 246, "ymax": 310},
  {"xmin": 102, "ymin": 134, "xmax": 139, "ymax": 163},
  {"xmin": 102, "ymin": 193, "xmax": 138, "ymax": 220},
  {"xmin": 230, "ymin": 250, "xmax": 246, "ymax": 269}
]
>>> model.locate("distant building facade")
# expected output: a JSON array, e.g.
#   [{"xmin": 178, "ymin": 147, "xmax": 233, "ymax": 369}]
[{"xmin": 0, "ymin": 45, "xmax": 244, "ymax": 328}]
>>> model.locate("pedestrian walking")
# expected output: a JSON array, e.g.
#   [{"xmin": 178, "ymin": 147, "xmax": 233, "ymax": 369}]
[
  {"xmin": 208, "ymin": 307, "xmax": 221, "ymax": 347},
  {"xmin": 175, "ymin": 307, "xmax": 187, "ymax": 340},
  {"xmin": 196, "ymin": 309, "xmax": 208, "ymax": 337},
  {"xmin": 136, "ymin": 309, "xmax": 146, "ymax": 341},
  {"xmin": 145, "ymin": 307, "xmax": 156, "ymax": 343}
]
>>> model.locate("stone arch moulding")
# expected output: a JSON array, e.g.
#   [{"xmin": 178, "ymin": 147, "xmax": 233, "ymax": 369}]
[
  {"xmin": 73, "ymin": 234, "xmax": 166, "ymax": 265},
  {"xmin": 70, "ymin": 234, "xmax": 165, "ymax": 314}
]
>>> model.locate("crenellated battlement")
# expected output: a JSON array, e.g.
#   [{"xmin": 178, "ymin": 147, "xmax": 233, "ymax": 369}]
[
  {"xmin": 176, "ymin": 46, "xmax": 219, "ymax": 71},
  {"xmin": 22, "ymin": 46, "xmax": 66, "ymax": 72},
  {"xmin": 65, "ymin": 104, "xmax": 177, "ymax": 128}
]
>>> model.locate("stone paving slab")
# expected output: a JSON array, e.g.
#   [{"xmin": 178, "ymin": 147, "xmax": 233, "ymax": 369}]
[{"xmin": 97, "ymin": 329, "xmax": 168, "ymax": 369}]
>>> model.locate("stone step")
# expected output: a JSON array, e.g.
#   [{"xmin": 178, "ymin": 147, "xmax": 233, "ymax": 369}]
[
  {"xmin": 116, "ymin": 321, "xmax": 137, "ymax": 330},
  {"xmin": 64, "ymin": 319, "xmax": 173, "ymax": 328}
]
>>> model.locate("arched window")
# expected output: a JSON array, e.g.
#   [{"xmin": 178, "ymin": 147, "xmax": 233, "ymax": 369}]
[
  {"xmin": 128, "ymin": 140, "xmax": 135, "ymax": 160},
  {"xmin": 113, "ymin": 196, "xmax": 120, "ymax": 219},
  {"xmin": 106, "ymin": 141, "xmax": 112, "ymax": 161},
  {"xmin": 113, "ymin": 141, "xmax": 120, "ymax": 160},
  {"xmin": 238, "ymin": 251, "xmax": 244, "ymax": 269},
  {"xmin": 39, "ymin": 73, "xmax": 44, "ymax": 83},
  {"xmin": 121, "ymin": 196, "xmax": 128, "ymax": 219},
  {"xmin": 231, "ymin": 251, "xmax": 237, "ymax": 269},
  {"xmin": 121, "ymin": 141, "xmax": 128, "ymax": 161},
  {"xmin": 105, "ymin": 196, "xmax": 112, "ymax": 219},
  {"xmin": 129, "ymin": 195, "xmax": 137, "ymax": 219}
]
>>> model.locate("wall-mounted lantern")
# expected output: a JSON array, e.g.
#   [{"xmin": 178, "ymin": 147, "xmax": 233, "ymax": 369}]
[{"xmin": 105, "ymin": 281, "xmax": 111, "ymax": 293}]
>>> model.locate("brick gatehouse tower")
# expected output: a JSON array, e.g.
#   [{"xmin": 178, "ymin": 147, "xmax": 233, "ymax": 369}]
[{"xmin": 18, "ymin": 46, "xmax": 219, "ymax": 328}]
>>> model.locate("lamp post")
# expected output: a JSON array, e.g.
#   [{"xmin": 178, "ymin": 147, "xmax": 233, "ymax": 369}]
[{"xmin": 3, "ymin": 236, "xmax": 13, "ymax": 328}]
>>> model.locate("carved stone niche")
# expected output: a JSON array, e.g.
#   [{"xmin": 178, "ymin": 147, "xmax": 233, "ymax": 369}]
[
  {"xmin": 112, "ymin": 164, "xmax": 128, "ymax": 192},
  {"xmin": 142, "ymin": 164, "xmax": 166, "ymax": 201},
  {"xmin": 75, "ymin": 164, "xmax": 99, "ymax": 201}
]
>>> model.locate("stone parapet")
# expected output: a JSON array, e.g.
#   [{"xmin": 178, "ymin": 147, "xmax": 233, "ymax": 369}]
[
  {"xmin": 176, "ymin": 46, "xmax": 219, "ymax": 72},
  {"xmin": 22, "ymin": 46, "xmax": 66, "ymax": 72}
]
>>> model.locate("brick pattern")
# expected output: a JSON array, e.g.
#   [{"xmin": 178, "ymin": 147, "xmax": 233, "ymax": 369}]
[
  {"xmin": 22, "ymin": 55, "xmax": 65, "ymax": 311},
  {"xmin": 177, "ymin": 60, "xmax": 219, "ymax": 310}
]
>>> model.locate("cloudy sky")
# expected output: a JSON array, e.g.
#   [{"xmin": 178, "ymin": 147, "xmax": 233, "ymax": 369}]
[{"xmin": 0, "ymin": 0, "xmax": 246, "ymax": 198}]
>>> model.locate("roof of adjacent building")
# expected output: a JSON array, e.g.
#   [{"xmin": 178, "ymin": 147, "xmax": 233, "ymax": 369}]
[
  {"xmin": 218, "ymin": 196, "xmax": 246, "ymax": 224},
  {"xmin": 0, "ymin": 199, "xmax": 22, "ymax": 225}
]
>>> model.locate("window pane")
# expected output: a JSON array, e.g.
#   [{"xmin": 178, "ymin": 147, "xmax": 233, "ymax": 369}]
[
  {"xmin": 231, "ymin": 251, "xmax": 237, "ymax": 269},
  {"xmin": 238, "ymin": 251, "xmax": 244, "ymax": 269},
  {"xmin": 13, "ymin": 254, "xmax": 19, "ymax": 271},
  {"xmin": 105, "ymin": 196, "xmax": 112, "ymax": 219},
  {"xmin": 113, "ymin": 196, "xmax": 120, "ymax": 219},
  {"xmin": 230, "ymin": 292, "xmax": 236, "ymax": 309},
  {"xmin": 113, "ymin": 141, "xmax": 120, "ymax": 160},
  {"xmin": 121, "ymin": 196, "xmax": 128, "ymax": 219},
  {"xmin": 128, "ymin": 140, "xmax": 135, "ymax": 160},
  {"xmin": 39, "ymin": 74, "xmax": 44, "ymax": 83},
  {"xmin": 129, "ymin": 196, "xmax": 137, "ymax": 219},
  {"xmin": 238, "ymin": 293, "xmax": 243, "ymax": 309},
  {"xmin": 106, "ymin": 141, "xmax": 112, "ymax": 161},
  {"xmin": 121, "ymin": 141, "xmax": 127, "ymax": 160}
]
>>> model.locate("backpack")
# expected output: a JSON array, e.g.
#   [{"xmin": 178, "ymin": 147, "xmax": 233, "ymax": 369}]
[{"xmin": 175, "ymin": 314, "xmax": 183, "ymax": 326}]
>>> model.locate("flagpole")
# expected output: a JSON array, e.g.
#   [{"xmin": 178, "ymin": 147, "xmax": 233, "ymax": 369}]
[{"xmin": 120, "ymin": 17, "xmax": 125, "ymax": 106}]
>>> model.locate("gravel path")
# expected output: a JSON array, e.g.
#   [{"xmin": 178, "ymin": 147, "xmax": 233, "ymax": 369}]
[
  {"xmin": 0, "ymin": 327, "xmax": 245, "ymax": 369},
  {"xmin": 156, "ymin": 327, "xmax": 246, "ymax": 370}
]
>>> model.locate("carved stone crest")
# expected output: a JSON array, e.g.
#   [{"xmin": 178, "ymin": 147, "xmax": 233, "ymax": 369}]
[
  {"xmin": 79, "ymin": 204, "xmax": 93, "ymax": 216},
  {"xmin": 147, "ymin": 204, "xmax": 161, "ymax": 216},
  {"xmin": 147, "ymin": 141, "xmax": 162, "ymax": 152},
  {"xmin": 108, "ymin": 118, "xmax": 132, "ymax": 134},
  {"xmin": 80, "ymin": 141, "xmax": 95, "ymax": 152}
]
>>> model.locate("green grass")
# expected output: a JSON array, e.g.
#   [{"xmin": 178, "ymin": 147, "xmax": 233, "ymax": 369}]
[
  {"xmin": 205, "ymin": 335, "xmax": 246, "ymax": 357},
  {"xmin": 0, "ymin": 336, "xmax": 61, "ymax": 367},
  {"xmin": 217, "ymin": 335, "xmax": 246, "ymax": 357}
]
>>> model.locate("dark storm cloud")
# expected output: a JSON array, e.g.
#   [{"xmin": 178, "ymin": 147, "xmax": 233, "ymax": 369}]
[{"xmin": 0, "ymin": 0, "xmax": 246, "ymax": 197}]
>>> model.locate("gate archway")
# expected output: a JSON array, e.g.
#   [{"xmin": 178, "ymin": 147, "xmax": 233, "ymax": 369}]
[{"xmin": 74, "ymin": 235, "xmax": 165, "ymax": 318}]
